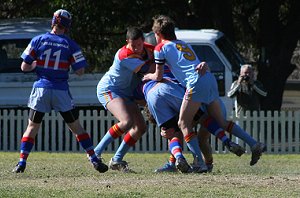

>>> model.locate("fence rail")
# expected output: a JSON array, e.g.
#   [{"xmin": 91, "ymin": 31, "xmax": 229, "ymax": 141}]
[{"xmin": 0, "ymin": 109, "xmax": 299, "ymax": 154}]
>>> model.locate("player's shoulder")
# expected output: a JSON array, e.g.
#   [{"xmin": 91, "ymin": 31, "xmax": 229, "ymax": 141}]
[
  {"xmin": 144, "ymin": 42, "xmax": 155, "ymax": 51},
  {"xmin": 154, "ymin": 42, "xmax": 166, "ymax": 51},
  {"xmin": 118, "ymin": 45, "xmax": 135, "ymax": 60}
]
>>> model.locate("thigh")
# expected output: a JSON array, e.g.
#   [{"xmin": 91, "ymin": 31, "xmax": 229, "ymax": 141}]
[
  {"xmin": 179, "ymin": 98, "xmax": 201, "ymax": 126},
  {"xmin": 106, "ymin": 97, "xmax": 137, "ymax": 123}
]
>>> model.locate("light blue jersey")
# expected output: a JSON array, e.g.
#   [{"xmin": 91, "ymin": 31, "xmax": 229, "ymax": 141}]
[
  {"xmin": 97, "ymin": 43, "xmax": 154, "ymax": 108},
  {"xmin": 154, "ymin": 39, "xmax": 219, "ymax": 104}
]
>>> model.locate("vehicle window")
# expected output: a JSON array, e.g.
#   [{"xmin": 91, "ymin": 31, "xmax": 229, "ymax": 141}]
[
  {"xmin": 215, "ymin": 36, "xmax": 245, "ymax": 73},
  {"xmin": 191, "ymin": 45, "xmax": 225, "ymax": 72},
  {"xmin": 191, "ymin": 44, "xmax": 226, "ymax": 96},
  {"xmin": 0, "ymin": 39, "xmax": 29, "ymax": 73}
]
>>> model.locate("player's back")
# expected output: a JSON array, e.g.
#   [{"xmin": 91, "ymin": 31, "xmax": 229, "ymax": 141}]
[
  {"xmin": 155, "ymin": 40, "xmax": 200, "ymax": 88},
  {"xmin": 26, "ymin": 33, "xmax": 79, "ymax": 90}
]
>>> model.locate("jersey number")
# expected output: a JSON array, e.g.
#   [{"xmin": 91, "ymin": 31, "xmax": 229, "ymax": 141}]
[
  {"xmin": 176, "ymin": 43, "xmax": 196, "ymax": 61},
  {"xmin": 43, "ymin": 49, "xmax": 61, "ymax": 69}
]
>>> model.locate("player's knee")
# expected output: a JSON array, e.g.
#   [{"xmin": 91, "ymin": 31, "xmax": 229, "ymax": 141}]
[
  {"xmin": 119, "ymin": 119, "xmax": 134, "ymax": 131},
  {"xmin": 161, "ymin": 127, "xmax": 179, "ymax": 139},
  {"xmin": 28, "ymin": 109, "xmax": 45, "ymax": 124},
  {"xmin": 60, "ymin": 108, "xmax": 79, "ymax": 124}
]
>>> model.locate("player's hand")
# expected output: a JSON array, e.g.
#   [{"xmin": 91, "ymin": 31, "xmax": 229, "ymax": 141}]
[{"xmin": 195, "ymin": 62, "xmax": 209, "ymax": 76}]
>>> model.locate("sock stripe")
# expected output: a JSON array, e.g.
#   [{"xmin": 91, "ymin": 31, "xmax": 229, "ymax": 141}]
[
  {"xmin": 216, "ymin": 130, "xmax": 226, "ymax": 139},
  {"xmin": 109, "ymin": 124, "xmax": 125, "ymax": 138},
  {"xmin": 169, "ymin": 155, "xmax": 176, "ymax": 163},
  {"xmin": 184, "ymin": 132, "xmax": 197, "ymax": 143},
  {"xmin": 22, "ymin": 136, "xmax": 35, "ymax": 144},
  {"xmin": 76, "ymin": 133, "xmax": 90, "ymax": 141},
  {"xmin": 226, "ymin": 121, "xmax": 235, "ymax": 133},
  {"xmin": 124, "ymin": 133, "xmax": 137, "ymax": 146}
]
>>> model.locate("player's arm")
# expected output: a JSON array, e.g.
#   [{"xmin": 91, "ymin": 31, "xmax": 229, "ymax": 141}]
[
  {"xmin": 74, "ymin": 67, "xmax": 85, "ymax": 76},
  {"xmin": 142, "ymin": 63, "xmax": 164, "ymax": 81},
  {"xmin": 195, "ymin": 62, "xmax": 210, "ymax": 76},
  {"xmin": 21, "ymin": 61, "xmax": 36, "ymax": 72}
]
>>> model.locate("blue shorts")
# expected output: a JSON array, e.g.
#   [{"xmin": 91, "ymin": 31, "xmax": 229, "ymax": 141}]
[
  {"xmin": 146, "ymin": 81, "xmax": 184, "ymax": 126},
  {"xmin": 97, "ymin": 81, "xmax": 134, "ymax": 109},
  {"xmin": 28, "ymin": 88, "xmax": 74, "ymax": 113},
  {"xmin": 185, "ymin": 72, "xmax": 219, "ymax": 104}
]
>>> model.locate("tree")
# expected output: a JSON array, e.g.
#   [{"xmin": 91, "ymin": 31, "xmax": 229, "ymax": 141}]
[{"xmin": 257, "ymin": 0, "xmax": 300, "ymax": 110}]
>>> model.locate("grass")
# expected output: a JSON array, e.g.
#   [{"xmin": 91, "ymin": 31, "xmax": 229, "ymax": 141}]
[{"xmin": 0, "ymin": 152, "xmax": 300, "ymax": 198}]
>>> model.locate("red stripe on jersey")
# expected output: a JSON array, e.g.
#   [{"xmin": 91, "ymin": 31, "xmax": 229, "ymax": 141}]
[
  {"xmin": 36, "ymin": 59, "xmax": 70, "ymax": 69},
  {"xmin": 29, "ymin": 49, "xmax": 36, "ymax": 58},
  {"xmin": 154, "ymin": 40, "xmax": 169, "ymax": 52},
  {"xmin": 118, "ymin": 46, "xmax": 135, "ymax": 61},
  {"xmin": 144, "ymin": 42, "xmax": 155, "ymax": 51}
]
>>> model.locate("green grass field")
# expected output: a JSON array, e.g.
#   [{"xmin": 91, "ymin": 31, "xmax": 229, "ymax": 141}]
[{"xmin": 1, "ymin": 152, "xmax": 300, "ymax": 198}]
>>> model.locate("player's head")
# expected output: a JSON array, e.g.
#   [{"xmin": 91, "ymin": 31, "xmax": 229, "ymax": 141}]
[
  {"xmin": 51, "ymin": 9, "xmax": 72, "ymax": 30},
  {"xmin": 152, "ymin": 15, "xmax": 176, "ymax": 42},
  {"xmin": 126, "ymin": 26, "xmax": 145, "ymax": 54}
]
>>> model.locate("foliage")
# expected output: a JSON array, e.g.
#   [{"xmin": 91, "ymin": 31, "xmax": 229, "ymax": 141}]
[
  {"xmin": 1, "ymin": 0, "xmax": 300, "ymax": 109},
  {"xmin": 1, "ymin": 152, "xmax": 300, "ymax": 197}
]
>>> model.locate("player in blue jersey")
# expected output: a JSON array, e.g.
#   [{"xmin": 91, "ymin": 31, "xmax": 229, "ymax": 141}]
[
  {"xmin": 12, "ymin": 9, "xmax": 108, "ymax": 174},
  {"xmin": 144, "ymin": 15, "xmax": 266, "ymax": 166},
  {"xmin": 139, "ymin": 66, "xmax": 247, "ymax": 173},
  {"xmin": 95, "ymin": 27, "xmax": 155, "ymax": 172}
]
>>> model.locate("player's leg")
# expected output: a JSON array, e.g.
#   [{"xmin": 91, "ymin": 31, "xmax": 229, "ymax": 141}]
[
  {"xmin": 161, "ymin": 117, "xmax": 191, "ymax": 173},
  {"xmin": 94, "ymin": 97, "xmax": 133, "ymax": 157},
  {"xmin": 109, "ymin": 102, "xmax": 146, "ymax": 172},
  {"xmin": 195, "ymin": 127, "xmax": 214, "ymax": 172},
  {"xmin": 207, "ymin": 99, "xmax": 266, "ymax": 165},
  {"xmin": 60, "ymin": 108, "xmax": 108, "ymax": 173},
  {"xmin": 201, "ymin": 115, "xmax": 245, "ymax": 157},
  {"xmin": 13, "ymin": 109, "xmax": 44, "ymax": 173},
  {"xmin": 178, "ymin": 98, "xmax": 207, "ymax": 172}
]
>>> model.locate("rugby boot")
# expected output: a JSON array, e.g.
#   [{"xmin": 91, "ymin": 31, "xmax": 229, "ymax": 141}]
[
  {"xmin": 175, "ymin": 157, "xmax": 192, "ymax": 173},
  {"xmin": 12, "ymin": 163, "xmax": 26, "ymax": 173},
  {"xmin": 225, "ymin": 141, "xmax": 246, "ymax": 157},
  {"xmin": 109, "ymin": 158, "xmax": 135, "ymax": 173},
  {"xmin": 154, "ymin": 162, "xmax": 177, "ymax": 173},
  {"xmin": 250, "ymin": 142, "xmax": 266, "ymax": 166}
]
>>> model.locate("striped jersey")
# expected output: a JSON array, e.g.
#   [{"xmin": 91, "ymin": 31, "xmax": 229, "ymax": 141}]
[{"xmin": 21, "ymin": 32, "xmax": 87, "ymax": 90}]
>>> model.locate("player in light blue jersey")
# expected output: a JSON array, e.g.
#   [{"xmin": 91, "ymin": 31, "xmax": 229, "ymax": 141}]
[
  {"xmin": 144, "ymin": 15, "xmax": 266, "ymax": 167},
  {"xmin": 13, "ymin": 9, "xmax": 108, "ymax": 174},
  {"xmin": 139, "ymin": 66, "xmax": 247, "ymax": 173},
  {"xmin": 95, "ymin": 27, "xmax": 155, "ymax": 172}
]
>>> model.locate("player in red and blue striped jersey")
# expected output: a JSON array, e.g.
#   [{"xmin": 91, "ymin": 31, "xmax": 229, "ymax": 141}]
[{"xmin": 13, "ymin": 9, "xmax": 108, "ymax": 174}]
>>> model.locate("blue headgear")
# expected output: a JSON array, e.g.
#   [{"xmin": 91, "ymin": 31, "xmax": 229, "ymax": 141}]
[{"xmin": 51, "ymin": 9, "xmax": 72, "ymax": 29}]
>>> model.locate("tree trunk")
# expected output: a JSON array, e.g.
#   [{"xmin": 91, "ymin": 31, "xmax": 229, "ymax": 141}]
[{"xmin": 257, "ymin": 0, "xmax": 299, "ymax": 110}]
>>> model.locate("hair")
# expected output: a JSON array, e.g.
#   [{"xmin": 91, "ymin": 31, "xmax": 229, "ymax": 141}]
[
  {"xmin": 126, "ymin": 26, "xmax": 144, "ymax": 40},
  {"xmin": 241, "ymin": 64, "xmax": 253, "ymax": 71},
  {"xmin": 51, "ymin": 9, "xmax": 72, "ymax": 30},
  {"xmin": 143, "ymin": 104, "xmax": 157, "ymax": 125},
  {"xmin": 152, "ymin": 15, "xmax": 176, "ymax": 40}
]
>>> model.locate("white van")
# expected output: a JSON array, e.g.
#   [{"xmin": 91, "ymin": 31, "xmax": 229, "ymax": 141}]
[{"xmin": 145, "ymin": 29, "xmax": 245, "ymax": 114}]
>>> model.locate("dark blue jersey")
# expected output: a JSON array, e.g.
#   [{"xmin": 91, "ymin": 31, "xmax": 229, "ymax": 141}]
[{"xmin": 21, "ymin": 32, "xmax": 88, "ymax": 90}]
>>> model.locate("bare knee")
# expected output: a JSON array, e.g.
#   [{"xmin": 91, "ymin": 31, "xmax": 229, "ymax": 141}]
[{"xmin": 118, "ymin": 119, "xmax": 134, "ymax": 131}]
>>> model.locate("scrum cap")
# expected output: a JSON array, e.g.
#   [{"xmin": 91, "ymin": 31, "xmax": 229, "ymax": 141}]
[{"xmin": 51, "ymin": 9, "xmax": 72, "ymax": 29}]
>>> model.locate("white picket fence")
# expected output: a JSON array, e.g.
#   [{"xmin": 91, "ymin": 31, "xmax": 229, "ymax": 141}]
[{"xmin": 0, "ymin": 109, "xmax": 299, "ymax": 154}]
